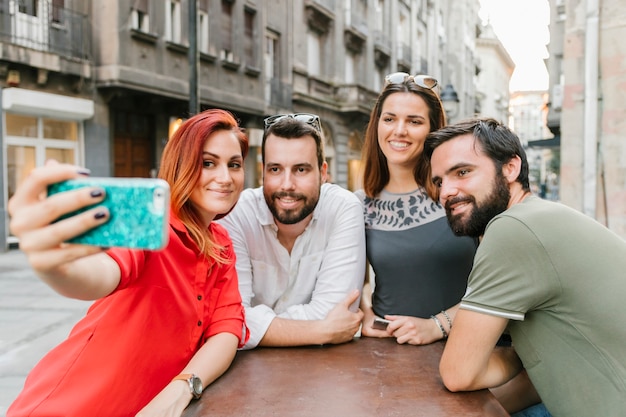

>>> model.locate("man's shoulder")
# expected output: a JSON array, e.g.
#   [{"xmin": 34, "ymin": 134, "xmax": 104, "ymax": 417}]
[
  {"xmin": 230, "ymin": 187, "xmax": 264, "ymax": 211},
  {"xmin": 490, "ymin": 196, "xmax": 583, "ymax": 231},
  {"xmin": 239, "ymin": 186, "xmax": 262, "ymax": 201},
  {"xmin": 219, "ymin": 187, "xmax": 267, "ymax": 227},
  {"xmin": 321, "ymin": 183, "xmax": 361, "ymax": 204}
]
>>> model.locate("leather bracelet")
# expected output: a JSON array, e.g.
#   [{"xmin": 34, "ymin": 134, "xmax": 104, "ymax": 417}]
[
  {"xmin": 431, "ymin": 315, "xmax": 448, "ymax": 339},
  {"xmin": 441, "ymin": 310, "xmax": 452, "ymax": 331}
]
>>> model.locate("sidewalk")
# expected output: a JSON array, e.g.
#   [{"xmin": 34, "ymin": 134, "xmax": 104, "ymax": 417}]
[{"xmin": 0, "ymin": 250, "xmax": 91, "ymax": 416}]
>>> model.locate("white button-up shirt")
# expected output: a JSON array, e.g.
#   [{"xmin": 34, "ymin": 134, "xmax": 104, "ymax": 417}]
[{"xmin": 218, "ymin": 184, "xmax": 366, "ymax": 349}]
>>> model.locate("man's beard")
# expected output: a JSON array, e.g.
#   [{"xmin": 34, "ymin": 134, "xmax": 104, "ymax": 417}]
[
  {"xmin": 265, "ymin": 191, "xmax": 319, "ymax": 225},
  {"xmin": 445, "ymin": 172, "xmax": 510, "ymax": 238}
]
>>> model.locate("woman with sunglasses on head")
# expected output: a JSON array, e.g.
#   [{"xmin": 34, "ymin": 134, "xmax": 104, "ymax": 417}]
[
  {"xmin": 7, "ymin": 109, "xmax": 249, "ymax": 417},
  {"xmin": 355, "ymin": 73, "xmax": 477, "ymax": 345}
]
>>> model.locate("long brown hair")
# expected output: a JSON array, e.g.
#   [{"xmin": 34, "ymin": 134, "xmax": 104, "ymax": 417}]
[
  {"xmin": 158, "ymin": 109, "xmax": 249, "ymax": 260},
  {"xmin": 361, "ymin": 80, "xmax": 446, "ymax": 200}
]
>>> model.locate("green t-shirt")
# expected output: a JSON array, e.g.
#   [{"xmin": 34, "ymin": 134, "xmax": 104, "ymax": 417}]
[{"xmin": 461, "ymin": 196, "xmax": 626, "ymax": 417}]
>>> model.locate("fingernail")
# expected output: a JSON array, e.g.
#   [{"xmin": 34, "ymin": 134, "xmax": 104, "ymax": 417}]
[
  {"xmin": 77, "ymin": 168, "xmax": 91, "ymax": 176},
  {"xmin": 94, "ymin": 211, "xmax": 107, "ymax": 220},
  {"xmin": 90, "ymin": 189, "xmax": 103, "ymax": 198}
]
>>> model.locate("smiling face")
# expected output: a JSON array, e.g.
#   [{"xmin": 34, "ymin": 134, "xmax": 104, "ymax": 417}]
[
  {"xmin": 377, "ymin": 92, "xmax": 432, "ymax": 169},
  {"xmin": 190, "ymin": 130, "xmax": 245, "ymax": 227},
  {"xmin": 262, "ymin": 134, "xmax": 327, "ymax": 226},
  {"xmin": 430, "ymin": 134, "xmax": 511, "ymax": 237}
]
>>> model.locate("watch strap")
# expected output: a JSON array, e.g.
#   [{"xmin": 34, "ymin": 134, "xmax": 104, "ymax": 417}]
[
  {"xmin": 172, "ymin": 373, "xmax": 202, "ymax": 399},
  {"xmin": 172, "ymin": 373, "xmax": 194, "ymax": 382}
]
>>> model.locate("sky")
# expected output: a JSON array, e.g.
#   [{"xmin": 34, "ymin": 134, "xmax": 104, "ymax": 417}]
[{"xmin": 479, "ymin": 0, "xmax": 551, "ymax": 91}]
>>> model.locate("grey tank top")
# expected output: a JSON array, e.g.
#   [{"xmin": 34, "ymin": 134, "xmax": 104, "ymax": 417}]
[{"xmin": 356, "ymin": 188, "xmax": 477, "ymax": 318}]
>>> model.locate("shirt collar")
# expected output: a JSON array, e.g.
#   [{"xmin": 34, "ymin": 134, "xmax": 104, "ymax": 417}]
[{"xmin": 170, "ymin": 212, "xmax": 188, "ymax": 234}]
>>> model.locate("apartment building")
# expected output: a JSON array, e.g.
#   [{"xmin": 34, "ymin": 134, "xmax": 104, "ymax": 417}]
[
  {"xmin": 475, "ymin": 23, "xmax": 513, "ymax": 123},
  {"xmin": 0, "ymin": 0, "xmax": 483, "ymax": 250},
  {"xmin": 546, "ymin": 0, "xmax": 626, "ymax": 238}
]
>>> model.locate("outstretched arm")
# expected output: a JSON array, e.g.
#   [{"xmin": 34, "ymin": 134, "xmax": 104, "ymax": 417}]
[{"xmin": 8, "ymin": 161, "xmax": 121, "ymax": 300}]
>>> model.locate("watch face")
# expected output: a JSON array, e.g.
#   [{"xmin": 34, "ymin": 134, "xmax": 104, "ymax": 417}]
[{"xmin": 191, "ymin": 375, "xmax": 203, "ymax": 396}]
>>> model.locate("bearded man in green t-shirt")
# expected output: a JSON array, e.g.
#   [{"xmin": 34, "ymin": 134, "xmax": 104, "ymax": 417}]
[{"xmin": 425, "ymin": 118, "xmax": 626, "ymax": 417}]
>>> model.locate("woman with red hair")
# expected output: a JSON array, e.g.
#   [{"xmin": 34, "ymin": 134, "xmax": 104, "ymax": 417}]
[{"xmin": 7, "ymin": 109, "xmax": 249, "ymax": 417}]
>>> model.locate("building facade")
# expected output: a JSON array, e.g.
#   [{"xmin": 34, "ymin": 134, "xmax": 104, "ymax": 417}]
[
  {"xmin": 546, "ymin": 0, "xmax": 626, "ymax": 238},
  {"xmin": 1, "ymin": 0, "xmax": 484, "ymax": 250},
  {"xmin": 474, "ymin": 23, "xmax": 514, "ymax": 123}
]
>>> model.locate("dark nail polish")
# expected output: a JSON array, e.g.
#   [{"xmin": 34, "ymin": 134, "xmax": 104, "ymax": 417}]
[
  {"xmin": 94, "ymin": 211, "xmax": 107, "ymax": 220},
  {"xmin": 90, "ymin": 189, "xmax": 103, "ymax": 198},
  {"xmin": 77, "ymin": 168, "xmax": 91, "ymax": 176}
]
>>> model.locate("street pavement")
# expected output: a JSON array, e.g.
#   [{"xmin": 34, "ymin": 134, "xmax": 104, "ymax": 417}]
[{"xmin": 0, "ymin": 250, "xmax": 91, "ymax": 416}]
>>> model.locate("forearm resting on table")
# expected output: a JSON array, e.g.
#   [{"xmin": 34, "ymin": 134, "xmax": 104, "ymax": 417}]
[
  {"xmin": 137, "ymin": 333, "xmax": 239, "ymax": 416},
  {"xmin": 442, "ymin": 346, "xmax": 523, "ymax": 392},
  {"xmin": 490, "ymin": 369, "xmax": 542, "ymax": 414},
  {"xmin": 185, "ymin": 333, "xmax": 239, "ymax": 387},
  {"xmin": 259, "ymin": 317, "xmax": 332, "ymax": 347}
]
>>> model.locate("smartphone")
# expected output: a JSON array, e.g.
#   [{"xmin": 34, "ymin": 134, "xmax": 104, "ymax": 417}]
[
  {"xmin": 47, "ymin": 177, "xmax": 170, "ymax": 250},
  {"xmin": 372, "ymin": 317, "xmax": 390, "ymax": 331}
]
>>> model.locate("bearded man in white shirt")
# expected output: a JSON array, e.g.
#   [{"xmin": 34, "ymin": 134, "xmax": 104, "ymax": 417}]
[{"xmin": 218, "ymin": 113, "xmax": 365, "ymax": 349}]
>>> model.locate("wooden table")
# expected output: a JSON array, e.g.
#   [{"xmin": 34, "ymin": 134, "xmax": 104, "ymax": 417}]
[{"xmin": 182, "ymin": 337, "xmax": 509, "ymax": 417}]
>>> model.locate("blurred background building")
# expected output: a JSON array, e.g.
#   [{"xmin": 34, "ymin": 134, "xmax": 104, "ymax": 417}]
[
  {"xmin": 1, "ymin": 0, "xmax": 624, "ymax": 249},
  {"xmin": 475, "ymin": 22, "xmax": 514, "ymax": 124},
  {"xmin": 545, "ymin": 0, "xmax": 626, "ymax": 238}
]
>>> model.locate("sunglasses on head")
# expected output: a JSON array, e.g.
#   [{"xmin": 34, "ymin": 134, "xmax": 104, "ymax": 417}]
[
  {"xmin": 264, "ymin": 113, "xmax": 322, "ymax": 133},
  {"xmin": 384, "ymin": 72, "xmax": 438, "ymax": 89}
]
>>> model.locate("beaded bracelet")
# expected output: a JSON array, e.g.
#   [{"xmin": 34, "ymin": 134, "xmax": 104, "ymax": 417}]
[
  {"xmin": 431, "ymin": 315, "xmax": 448, "ymax": 339},
  {"xmin": 441, "ymin": 310, "xmax": 452, "ymax": 331}
]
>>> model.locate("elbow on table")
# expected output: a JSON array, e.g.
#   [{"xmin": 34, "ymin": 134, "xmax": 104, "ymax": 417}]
[{"xmin": 439, "ymin": 362, "xmax": 477, "ymax": 393}]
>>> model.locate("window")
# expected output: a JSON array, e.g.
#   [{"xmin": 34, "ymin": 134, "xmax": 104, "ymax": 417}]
[
  {"xmin": 373, "ymin": 67, "xmax": 384, "ymax": 92},
  {"xmin": 345, "ymin": 54, "xmax": 354, "ymax": 83},
  {"xmin": 52, "ymin": 0, "xmax": 64, "ymax": 24},
  {"xmin": 198, "ymin": 10, "xmax": 209, "ymax": 54},
  {"xmin": 165, "ymin": 0, "xmax": 181, "ymax": 43},
  {"xmin": 244, "ymin": 8, "xmax": 256, "ymax": 67},
  {"xmin": 265, "ymin": 31, "xmax": 280, "ymax": 101},
  {"xmin": 397, "ymin": 10, "xmax": 409, "ymax": 52},
  {"xmin": 5, "ymin": 114, "xmax": 81, "ymax": 204},
  {"xmin": 12, "ymin": 0, "xmax": 47, "ymax": 49},
  {"xmin": 375, "ymin": 0, "xmax": 384, "ymax": 32},
  {"xmin": 221, "ymin": 0, "xmax": 234, "ymax": 61},
  {"xmin": 18, "ymin": 0, "xmax": 37, "ymax": 15},
  {"xmin": 307, "ymin": 32, "xmax": 321, "ymax": 77},
  {"xmin": 131, "ymin": 0, "xmax": 150, "ymax": 32}
]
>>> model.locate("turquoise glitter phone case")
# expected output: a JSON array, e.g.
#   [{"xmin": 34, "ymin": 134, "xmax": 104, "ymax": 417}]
[{"xmin": 47, "ymin": 177, "xmax": 170, "ymax": 250}]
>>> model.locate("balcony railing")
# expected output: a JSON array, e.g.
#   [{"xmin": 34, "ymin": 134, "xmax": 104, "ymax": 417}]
[{"xmin": 0, "ymin": 0, "xmax": 91, "ymax": 60}]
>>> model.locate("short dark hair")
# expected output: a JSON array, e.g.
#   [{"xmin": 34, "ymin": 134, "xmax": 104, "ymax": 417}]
[
  {"xmin": 262, "ymin": 117, "xmax": 325, "ymax": 169},
  {"xmin": 423, "ymin": 117, "xmax": 530, "ymax": 191}
]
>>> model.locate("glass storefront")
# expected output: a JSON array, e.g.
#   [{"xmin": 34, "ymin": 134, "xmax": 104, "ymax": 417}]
[
  {"xmin": 1, "ymin": 87, "xmax": 94, "ymax": 250},
  {"xmin": 4, "ymin": 113, "xmax": 81, "ymax": 240}
]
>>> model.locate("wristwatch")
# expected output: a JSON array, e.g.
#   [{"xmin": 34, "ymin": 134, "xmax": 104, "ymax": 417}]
[{"xmin": 172, "ymin": 373, "xmax": 203, "ymax": 399}]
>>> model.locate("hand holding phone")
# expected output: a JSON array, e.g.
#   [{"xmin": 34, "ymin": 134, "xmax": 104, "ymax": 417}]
[
  {"xmin": 47, "ymin": 177, "xmax": 170, "ymax": 250},
  {"xmin": 372, "ymin": 317, "xmax": 390, "ymax": 331}
]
